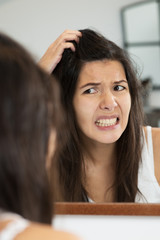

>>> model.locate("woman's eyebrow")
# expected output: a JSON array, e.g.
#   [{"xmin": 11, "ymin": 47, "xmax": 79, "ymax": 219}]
[
  {"xmin": 80, "ymin": 82, "xmax": 101, "ymax": 89},
  {"xmin": 114, "ymin": 80, "xmax": 128, "ymax": 84}
]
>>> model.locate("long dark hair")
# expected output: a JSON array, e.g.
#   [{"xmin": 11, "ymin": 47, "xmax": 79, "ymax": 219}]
[
  {"xmin": 53, "ymin": 28, "xmax": 144, "ymax": 202},
  {"xmin": 0, "ymin": 33, "xmax": 62, "ymax": 222}
]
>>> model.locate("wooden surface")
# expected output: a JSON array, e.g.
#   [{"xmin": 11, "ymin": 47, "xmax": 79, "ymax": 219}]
[{"xmin": 55, "ymin": 202, "xmax": 160, "ymax": 216}]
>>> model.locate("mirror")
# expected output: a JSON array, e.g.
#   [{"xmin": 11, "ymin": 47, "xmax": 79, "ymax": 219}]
[
  {"xmin": 121, "ymin": 0, "xmax": 160, "ymax": 88},
  {"xmin": 1, "ymin": 0, "xmax": 160, "ymax": 205}
]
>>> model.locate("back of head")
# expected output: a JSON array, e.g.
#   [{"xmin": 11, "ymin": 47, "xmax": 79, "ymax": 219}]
[{"xmin": 0, "ymin": 33, "xmax": 61, "ymax": 222}]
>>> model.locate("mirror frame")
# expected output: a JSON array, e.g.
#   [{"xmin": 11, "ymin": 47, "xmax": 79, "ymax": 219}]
[{"xmin": 55, "ymin": 202, "xmax": 160, "ymax": 216}]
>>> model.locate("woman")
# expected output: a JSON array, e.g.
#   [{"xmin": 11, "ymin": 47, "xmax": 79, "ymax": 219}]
[
  {"xmin": 39, "ymin": 29, "xmax": 160, "ymax": 203},
  {"xmin": 0, "ymin": 33, "xmax": 79, "ymax": 240}
]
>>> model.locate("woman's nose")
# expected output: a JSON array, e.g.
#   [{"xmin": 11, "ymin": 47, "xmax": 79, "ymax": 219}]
[{"xmin": 99, "ymin": 92, "xmax": 117, "ymax": 111}]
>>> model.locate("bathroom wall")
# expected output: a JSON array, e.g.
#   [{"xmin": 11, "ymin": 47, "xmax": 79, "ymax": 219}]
[{"xmin": 0, "ymin": 0, "xmax": 159, "ymax": 109}]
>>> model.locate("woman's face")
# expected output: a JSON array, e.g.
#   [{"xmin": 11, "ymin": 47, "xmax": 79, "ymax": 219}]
[{"xmin": 73, "ymin": 60, "xmax": 131, "ymax": 145}]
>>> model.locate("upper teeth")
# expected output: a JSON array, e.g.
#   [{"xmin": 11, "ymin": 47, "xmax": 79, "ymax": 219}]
[{"xmin": 96, "ymin": 118, "xmax": 117, "ymax": 126}]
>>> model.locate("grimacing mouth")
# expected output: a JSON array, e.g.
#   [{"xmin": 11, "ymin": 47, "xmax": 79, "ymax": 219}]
[{"xmin": 95, "ymin": 117, "xmax": 119, "ymax": 127}]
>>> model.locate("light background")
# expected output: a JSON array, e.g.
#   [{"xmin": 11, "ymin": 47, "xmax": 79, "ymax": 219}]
[
  {"xmin": 0, "ymin": 0, "xmax": 146, "ymax": 60},
  {"xmin": 0, "ymin": 0, "xmax": 159, "ymax": 107}
]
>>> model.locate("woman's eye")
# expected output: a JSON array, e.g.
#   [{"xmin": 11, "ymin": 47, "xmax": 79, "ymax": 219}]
[
  {"xmin": 84, "ymin": 88, "xmax": 97, "ymax": 94},
  {"xmin": 114, "ymin": 85, "xmax": 125, "ymax": 91}
]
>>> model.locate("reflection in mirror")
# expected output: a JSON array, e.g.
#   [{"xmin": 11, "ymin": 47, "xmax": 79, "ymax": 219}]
[{"xmin": 51, "ymin": 28, "xmax": 160, "ymax": 205}]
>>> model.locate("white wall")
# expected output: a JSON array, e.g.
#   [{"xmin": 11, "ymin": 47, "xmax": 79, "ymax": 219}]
[
  {"xmin": 0, "ymin": 0, "xmax": 145, "ymax": 60},
  {"xmin": 1, "ymin": 0, "xmax": 159, "ymax": 109}
]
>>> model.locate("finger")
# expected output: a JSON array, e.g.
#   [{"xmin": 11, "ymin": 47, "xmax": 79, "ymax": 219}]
[
  {"xmin": 63, "ymin": 34, "xmax": 81, "ymax": 44},
  {"xmin": 50, "ymin": 30, "xmax": 82, "ymax": 50},
  {"xmin": 57, "ymin": 42, "xmax": 76, "ymax": 53},
  {"xmin": 59, "ymin": 30, "xmax": 82, "ymax": 43},
  {"xmin": 62, "ymin": 29, "xmax": 82, "ymax": 37}
]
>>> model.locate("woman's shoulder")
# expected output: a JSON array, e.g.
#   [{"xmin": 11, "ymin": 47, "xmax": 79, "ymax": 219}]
[
  {"xmin": 143, "ymin": 126, "xmax": 160, "ymax": 153},
  {"xmin": 149, "ymin": 126, "xmax": 160, "ymax": 185},
  {"xmin": 143, "ymin": 126, "xmax": 160, "ymax": 185},
  {"xmin": 16, "ymin": 222, "xmax": 80, "ymax": 240},
  {"xmin": 151, "ymin": 127, "xmax": 160, "ymax": 140},
  {"xmin": 143, "ymin": 126, "xmax": 160, "ymax": 141},
  {"xmin": 151, "ymin": 127, "xmax": 160, "ymax": 159}
]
